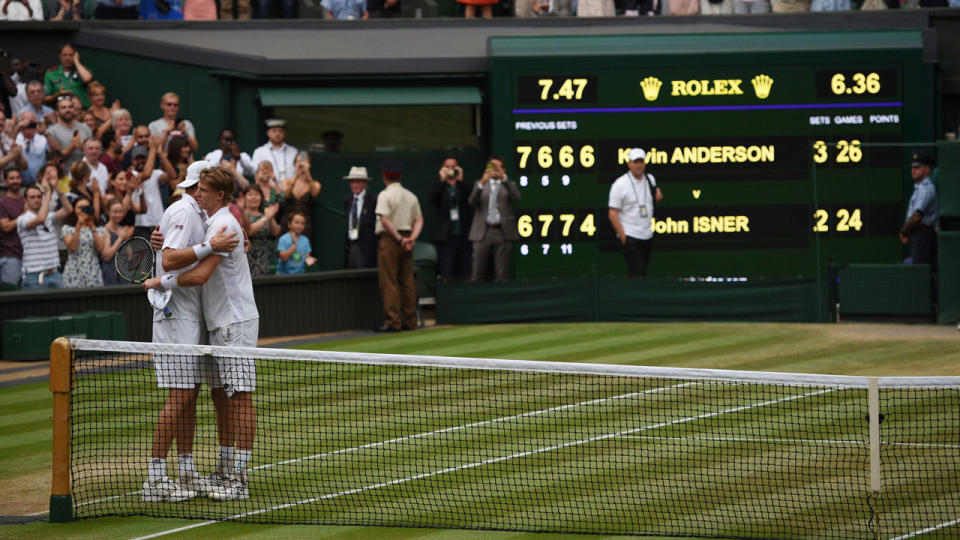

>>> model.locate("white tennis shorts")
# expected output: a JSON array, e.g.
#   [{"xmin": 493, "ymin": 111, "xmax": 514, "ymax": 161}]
[
  {"xmin": 208, "ymin": 319, "xmax": 259, "ymax": 395},
  {"xmin": 152, "ymin": 318, "xmax": 212, "ymax": 389}
]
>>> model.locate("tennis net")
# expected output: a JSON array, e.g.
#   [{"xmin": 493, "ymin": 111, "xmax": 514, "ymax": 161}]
[{"xmin": 51, "ymin": 338, "xmax": 960, "ymax": 538}]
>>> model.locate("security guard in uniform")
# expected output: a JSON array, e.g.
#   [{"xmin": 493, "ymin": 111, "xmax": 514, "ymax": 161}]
[
  {"xmin": 374, "ymin": 160, "xmax": 423, "ymax": 332},
  {"xmin": 900, "ymin": 151, "xmax": 938, "ymax": 267}
]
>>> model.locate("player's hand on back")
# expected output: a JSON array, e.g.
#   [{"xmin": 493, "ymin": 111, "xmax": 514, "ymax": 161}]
[{"xmin": 210, "ymin": 225, "xmax": 239, "ymax": 252}]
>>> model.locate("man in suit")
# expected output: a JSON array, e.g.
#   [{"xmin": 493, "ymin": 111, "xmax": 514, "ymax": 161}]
[
  {"xmin": 342, "ymin": 166, "xmax": 378, "ymax": 269},
  {"xmin": 431, "ymin": 156, "xmax": 472, "ymax": 282},
  {"xmin": 468, "ymin": 155, "xmax": 520, "ymax": 283}
]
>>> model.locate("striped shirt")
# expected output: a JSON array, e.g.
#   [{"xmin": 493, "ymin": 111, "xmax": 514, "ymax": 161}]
[{"xmin": 17, "ymin": 210, "xmax": 60, "ymax": 273}]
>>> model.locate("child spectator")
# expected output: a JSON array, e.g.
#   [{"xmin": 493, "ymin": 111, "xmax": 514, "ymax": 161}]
[{"xmin": 276, "ymin": 211, "xmax": 315, "ymax": 274}]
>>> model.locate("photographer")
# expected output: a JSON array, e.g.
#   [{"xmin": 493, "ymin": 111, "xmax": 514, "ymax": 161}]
[
  {"xmin": 13, "ymin": 111, "xmax": 46, "ymax": 185},
  {"xmin": 204, "ymin": 128, "xmax": 255, "ymax": 178},
  {"xmin": 431, "ymin": 156, "xmax": 472, "ymax": 282}
]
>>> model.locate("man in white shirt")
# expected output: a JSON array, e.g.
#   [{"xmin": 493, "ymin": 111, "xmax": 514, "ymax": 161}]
[
  {"xmin": 251, "ymin": 118, "xmax": 297, "ymax": 182},
  {"xmin": 140, "ymin": 160, "xmax": 240, "ymax": 502},
  {"xmin": 145, "ymin": 165, "xmax": 259, "ymax": 502},
  {"xmin": 608, "ymin": 148, "xmax": 663, "ymax": 278},
  {"xmin": 204, "ymin": 128, "xmax": 255, "ymax": 178},
  {"xmin": 130, "ymin": 139, "xmax": 169, "ymax": 239},
  {"xmin": 13, "ymin": 111, "xmax": 47, "ymax": 186},
  {"xmin": 148, "ymin": 92, "xmax": 198, "ymax": 153},
  {"xmin": 80, "ymin": 137, "xmax": 108, "ymax": 195}
]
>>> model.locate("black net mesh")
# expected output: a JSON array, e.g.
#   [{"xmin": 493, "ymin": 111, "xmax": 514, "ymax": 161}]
[{"xmin": 67, "ymin": 343, "xmax": 960, "ymax": 538}]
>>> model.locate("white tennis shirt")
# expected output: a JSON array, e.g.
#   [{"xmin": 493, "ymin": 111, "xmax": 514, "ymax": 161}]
[
  {"xmin": 156, "ymin": 193, "xmax": 205, "ymax": 322},
  {"xmin": 201, "ymin": 206, "xmax": 259, "ymax": 331}
]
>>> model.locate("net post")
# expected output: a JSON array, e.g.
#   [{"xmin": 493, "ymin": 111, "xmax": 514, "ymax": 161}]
[
  {"xmin": 868, "ymin": 377, "xmax": 881, "ymax": 534},
  {"xmin": 49, "ymin": 337, "xmax": 73, "ymax": 522}
]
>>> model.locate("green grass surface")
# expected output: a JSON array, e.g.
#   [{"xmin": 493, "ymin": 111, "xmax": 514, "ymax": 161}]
[{"xmin": 2, "ymin": 322, "xmax": 959, "ymax": 540}]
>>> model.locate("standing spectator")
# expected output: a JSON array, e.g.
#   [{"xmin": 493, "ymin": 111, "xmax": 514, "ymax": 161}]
[
  {"xmin": 61, "ymin": 197, "xmax": 105, "ymax": 288},
  {"xmin": 46, "ymin": 94, "xmax": 92, "ymax": 169},
  {"xmin": 99, "ymin": 128, "xmax": 122, "ymax": 175},
  {"xmin": 0, "ymin": 168, "xmax": 25, "ymax": 286},
  {"xmin": 219, "ymin": 0, "xmax": 251, "ymax": 18},
  {"xmin": 94, "ymin": 0, "xmax": 139, "ymax": 18},
  {"xmin": 148, "ymin": 93, "xmax": 198, "ymax": 153},
  {"xmin": 17, "ymin": 177, "xmax": 72, "ymax": 290},
  {"xmin": 23, "ymin": 81, "xmax": 54, "ymax": 124},
  {"xmin": 0, "ymin": 110, "xmax": 27, "ymax": 173},
  {"xmin": 733, "ymin": 0, "xmax": 769, "ymax": 13},
  {"xmin": 184, "ymin": 0, "xmax": 217, "ymax": 18},
  {"xmin": 431, "ymin": 156, "xmax": 472, "ymax": 282},
  {"xmin": 342, "ymin": 166, "xmax": 377, "ymax": 269},
  {"xmin": 253, "ymin": 160, "xmax": 284, "ymax": 207},
  {"xmin": 204, "ymin": 128, "xmax": 255, "ymax": 178},
  {"xmin": 14, "ymin": 111, "xmax": 46, "ymax": 185},
  {"xmin": 80, "ymin": 137, "xmax": 108, "ymax": 195},
  {"xmin": 322, "ymin": 0, "xmax": 367, "ymax": 18},
  {"xmin": 44, "ymin": 45, "xmax": 94, "ymax": 109},
  {"xmin": 243, "ymin": 186, "xmax": 280, "ymax": 277},
  {"xmin": 6, "ymin": 56, "xmax": 31, "ymax": 117},
  {"xmin": 252, "ymin": 119, "xmax": 297, "ymax": 183},
  {"xmin": 47, "ymin": 0, "xmax": 85, "ymax": 19},
  {"xmin": 280, "ymin": 152, "xmax": 321, "ymax": 236},
  {"xmin": 121, "ymin": 125, "xmax": 150, "ymax": 170},
  {"xmin": 607, "ymin": 148, "xmax": 663, "ymax": 278},
  {"xmin": 99, "ymin": 197, "xmax": 133, "ymax": 285},
  {"xmin": 86, "ymin": 81, "xmax": 119, "ymax": 128},
  {"xmin": 105, "ymin": 168, "xmax": 143, "ymax": 226},
  {"xmin": 459, "ymin": 0, "xmax": 496, "ymax": 18},
  {"xmin": 112, "ymin": 108, "xmax": 133, "ymax": 148},
  {"xmin": 79, "ymin": 110, "xmax": 99, "ymax": 136},
  {"xmin": 900, "ymin": 151, "xmax": 939, "ymax": 267},
  {"xmin": 276, "ymin": 211, "xmax": 315, "ymax": 274},
  {"xmin": 468, "ymin": 156, "xmax": 520, "ymax": 283},
  {"xmin": 130, "ymin": 139, "xmax": 166, "ymax": 240},
  {"xmin": 0, "ymin": 0, "xmax": 43, "ymax": 20},
  {"xmin": 374, "ymin": 159, "xmax": 422, "ymax": 332},
  {"xmin": 66, "ymin": 160, "xmax": 101, "ymax": 219}
]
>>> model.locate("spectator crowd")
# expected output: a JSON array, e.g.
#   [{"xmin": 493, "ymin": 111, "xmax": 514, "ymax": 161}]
[{"xmin": 1, "ymin": 43, "xmax": 520, "ymax": 292}]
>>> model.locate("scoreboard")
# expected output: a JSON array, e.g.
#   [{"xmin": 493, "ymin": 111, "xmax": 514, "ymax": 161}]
[{"xmin": 489, "ymin": 31, "xmax": 933, "ymax": 279}]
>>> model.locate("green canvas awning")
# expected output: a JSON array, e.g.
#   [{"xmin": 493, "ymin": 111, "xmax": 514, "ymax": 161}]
[{"xmin": 259, "ymin": 87, "xmax": 482, "ymax": 107}]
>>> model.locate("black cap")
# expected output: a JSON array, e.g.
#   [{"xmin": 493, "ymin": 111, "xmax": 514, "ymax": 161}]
[
  {"xmin": 911, "ymin": 151, "xmax": 936, "ymax": 168},
  {"xmin": 381, "ymin": 159, "xmax": 403, "ymax": 179}
]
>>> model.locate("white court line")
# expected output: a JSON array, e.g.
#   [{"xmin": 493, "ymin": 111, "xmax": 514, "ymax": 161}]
[
  {"xmin": 81, "ymin": 381, "xmax": 696, "ymax": 509},
  {"xmin": 889, "ymin": 517, "xmax": 960, "ymax": 539},
  {"xmin": 129, "ymin": 386, "xmax": 834, "ymax": 540},
  {"xmin": 621, "ymin": 435, "xmax": 960, "ymax": 450}
]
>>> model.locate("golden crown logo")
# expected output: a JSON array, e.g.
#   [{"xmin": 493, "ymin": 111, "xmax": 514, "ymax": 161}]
[
  {"xmin": 640, "ymin": 77, "xmax": 663, "ymax": 102},
  {"xmin": 751, "ymin": 74, "xmax": 774, "ymax": 100}
]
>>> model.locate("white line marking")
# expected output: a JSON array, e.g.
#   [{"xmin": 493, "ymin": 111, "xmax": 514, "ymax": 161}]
[
  {"xmin": 130, "ymin": 386, "xmax": 833, "ymax": 539},
  {"xmin": 620, "ymin": 435, "xmax": 960, "ymax": 450},
  {"xmin": 889, "ymin": 517, "xmax": 960, "ymax": 539}
]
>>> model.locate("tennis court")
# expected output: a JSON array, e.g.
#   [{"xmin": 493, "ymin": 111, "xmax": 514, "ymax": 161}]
[{"xmin": 3, "ymin": 322, "xmax": 960, "ymax": 539}]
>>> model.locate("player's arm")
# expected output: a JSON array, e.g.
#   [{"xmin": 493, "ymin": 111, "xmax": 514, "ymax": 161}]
[
  {"xmin": 153, "ymin": 226, "xmax": 239, "ymax": 271},
  {"xmin": 143, "ymin": 254, "xmax": 221, "ymax": 290}
]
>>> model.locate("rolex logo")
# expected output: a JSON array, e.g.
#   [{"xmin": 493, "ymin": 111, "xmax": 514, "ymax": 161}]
[
  {"xmin": 751, "ymin": 74, "xmax": 774, "ymax": 100},
  {"xmin": 640, "ymin": 77, "xmax": 663, "ymax": 102}
]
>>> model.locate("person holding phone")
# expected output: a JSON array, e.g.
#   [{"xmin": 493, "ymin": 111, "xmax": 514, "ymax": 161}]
[
  {"xmin": 204, "ymin": 128, "xmax": 255, "ymax": 178},
  {"xmin": 45, "ymin": 92, "xmax": 91, "ymax": 169},
  {"xmin": 148, "ymin": 92, "xmax": 197, "ymax": 153},
  {"xmin": 467, "ymin": 156, "xmax": 520, "ymax": 283},
  {"xmin": 61, "ymin": 197, "xmax": 105, "ymax": 288}
]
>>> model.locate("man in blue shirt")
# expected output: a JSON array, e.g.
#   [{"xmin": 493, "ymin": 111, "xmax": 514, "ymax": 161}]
[{"xmin": 900, "ymin": 151, "xmax": 938, "ymax": 266}]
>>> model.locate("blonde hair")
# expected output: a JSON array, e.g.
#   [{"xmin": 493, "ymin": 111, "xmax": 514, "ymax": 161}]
[
  {"xmin": 111, "ymin": 108, "xmax": 131, "ymax": 124},
  {"xmin": 199, "ymin": 166, "xmax": 236, "ymax": 202},
  {"xmin": 160, "ymin": 92, "xmax": 179, "ymax": 103}
]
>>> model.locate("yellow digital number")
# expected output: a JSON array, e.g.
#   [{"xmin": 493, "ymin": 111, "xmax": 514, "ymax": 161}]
[
  {"xmin": 831, "ymin": 73, "xmax": 846, "ymax": 95},
  {"xmin": 848, "ymin": 208, "xmax": 862, "ymax": 231},
  {"xmin": 537, "ymin": 146, "xmax": 553, "ymax": 168},
  {"xmin": 538, "ymin": 79, "xmax": 552, "ymax": 101},
  {"xmin": 851, "ymin": 73, "xmax": 867, "ymax": 94},
  {"xmin": 516, "ymin": 146, "xmax": 532, "ymax": 170},
  {"xmin": 813, "ymin": 141, "xmax": 828, "ymax": 164},
  {"xmin": 518, "ymin": 215, "xmax": 533, "ymax": 238},
  {"xmin": 538, "ymin": 214, "xmax": 553, "ymax": 237},
  {"xmin": 572, "ymin": 78, "xmax": 588, "ymax": 100},
  {"xmin": 836, "ymin": 209, "xmax": 851, "ymax": 232},
  {"xmin": 866, "ymin": 73, "xmax": 880, "ymax": 94},
  {"xmin": 558, "ymin": 145, "xmax": 575, "ymax": 168},
  {"xmin": 836, "ymin": 140, "xmax": 862, "ymax": 164},
  {"xmin": 579, "ymin": 213, "xmax": 597, "ymax": 237},
  {"xmin": 580, "ymin": 145, "xmax": 595, "ymax": 168},
  {"xmin": 813, "ymin": 209, "xmax": 828, "ymax": 232},
  {"xmin": 848, "ymin": 140, "xmax": 862, "ymax": 162},
  {"xmin": 836, "ymin": 140, "xmax": 850, "ymax": 163},
  {"xmin": 557, "ymin": 79, "xmax": 575, "ymax": 100},
  {"xmin": 559, "ymin": 214, "xmax": 575, "ymax": 236}
]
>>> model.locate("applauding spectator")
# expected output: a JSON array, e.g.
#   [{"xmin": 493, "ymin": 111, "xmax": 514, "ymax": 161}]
[
  {"xmin": 105, "ymin": 168, "xmax": 143, "ymax": 224},
  {"xmin": 204, "ymin": 128, "xmax": 255, "ymax": 178},
  {"xmin": 242, "ymin": 186, "xmax": 280, "ymax": 277},
  {"xmin": 276, "ymin": 211, "xmax": 315, "ymax": 274},
  {"xmin": 44, "ymin": 45, "xmax": 94, "ymax": 109},
  {"xmin": 148, "ymin": 92, "xmax": 197, "ymax": 153},
  {"xmin": 281, "ymin": 151, "xmax": 320, "ymax": 236},
  {"xmin": 129, "ymin": 139, "xmax": 166, "ymax": 239},
  {"xmin": 253, "ymin": 160, "xmax": 284, "ymax": 207},
  {"xmin": 111, "ymin": 108, "xmax": 133, "ymax": 148},
  {"xmin": 66, "ymin": 160, "xmax": 101, "ymax": 218},
  {"xmin": 99, "ymin": 197, "xmax": 133, "ymax": 285},
  {"xmin": 17, "ymin": 175, "xmax": 72, "ymax": 290},
  {"xmin": 15, "ymin": 111, "xmax": 47, "ymax": 185},
  {"xmin": 47, "ymin": 94, "xmax": 92, "ymax": 169},
  {"xmin": 86, "ymin": 81, "xmax": 119, "ymax": 130},
  {"xmin": 47, "ymin": 0, "xmax": 84, "ymax": 20},
  {"xmin": 81, "ymin": 137, "xmax": 108, "ymax": 194},
  {"xmin": 0, "ymin": 169, "xmax": 25, "ymax": 287},
  {"xmin": 0, "ymin": 110, "xmax": 27, "ymax": 174},
  {"xmin": 61, "ymin": 197, "xmax": 105, "ymax": 288}
]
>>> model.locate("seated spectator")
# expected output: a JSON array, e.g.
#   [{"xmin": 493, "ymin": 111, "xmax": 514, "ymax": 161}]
[
  {"xmin": 0, "ymin": 168, "xmax": 25, "ymax": 287},
  {"xmin": 47, "ymin": 0, "xmax": 85, "ymax": 19},
  {"xmin": 99, "ymin": 128, "xmax": 121, "ymax": 174},
  {"xmin": 22, "ymin": 81, "xmax": 54, "ymax": 124},
  {"xmin": 280, "ymin": 152, "xmax": 321, "ymax": 236},
  {"xmin": 700, "ymin": 0, "xmax": 733, "ymax": 15},
  {"xmin": 93, "ymin": 0, "xmax": 139, "ymax": 18},
  {"xmin": 47, "ymin": 94, "xmax": 92, "ymax": 169},
  {"xmin": 242, "ymin": 186, "xmax": 280, "ymax": 277},
  {"xmin": 99, "ymin": 197, "xmax": 133, "ymax": 285},
  {"xmin": 148, "ymin": 92, "xmax": 197, "ymax": 153},
  {"xmin": 276, "ymin": 211, "xmax": 315, "ymax": 274},
  {"xmin": 204, "ymin": 128, "xmax": 255, "ymax": 178},
  {"xmin": 104, "ymin": 168, "xmax": 143, "ymax": 225},
  {"xmin": 44, "ymin": 45, "xmax": 94, "ymax": 109},
  {"xmin": 17, "ymin": 176, "xmax": 72, "ymax": 290},
  {"xmin": 61, "ymin": 197, "xmax": 105, "ymax": 288},
  {"xmin": 322, "ymin": 0, "xmax": 367, "ymax": 18},
  {"xmin": 80, "ymin": 136, "xmax": 108, "ymax": 195},
  {"xmin": 139, "ymin": 0, "xmax": 184, "ymax": 19},
  {"xmin": 66, "ymin": 160, "xmax": 101, "ymax": 218},
  {"xmin": 0, "ymin": 0, "xmax": 44, "ymax": 20},
  {"xmin": 13, "ymin": 111, "xmax": 46, "ymax": 185}
]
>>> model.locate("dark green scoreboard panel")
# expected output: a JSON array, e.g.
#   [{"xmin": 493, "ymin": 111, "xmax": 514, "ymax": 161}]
[{"xmin": 489, "ymin": 31, "xmax": 932, "ymax": 279}]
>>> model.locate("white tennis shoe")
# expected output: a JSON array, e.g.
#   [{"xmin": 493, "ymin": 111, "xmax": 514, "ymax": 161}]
[
  {"xmin": 179, "ymin": 470, "xmax": 215, "ymax": 496},
  {"xmin": 142, "ymin": 477, "xmax": 197, "ymax": 502},
  {"xmin": 209, "ymin": 474, "xmax": 249, "ymax": 502}
]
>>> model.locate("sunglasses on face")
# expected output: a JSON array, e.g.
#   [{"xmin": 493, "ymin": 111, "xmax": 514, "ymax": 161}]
[{"xmin": 56, "ymin": 95, "xmax": 73, "ymax": 102}]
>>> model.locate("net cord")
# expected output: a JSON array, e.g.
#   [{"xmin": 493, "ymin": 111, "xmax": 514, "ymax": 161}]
[{"xmin": 69, "ymin": 338, "xmax": 960, "ymax": 389}]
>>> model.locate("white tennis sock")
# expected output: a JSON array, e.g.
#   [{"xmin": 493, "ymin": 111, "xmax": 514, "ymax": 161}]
[
  {"xmin": 219, "ymin": 446, "xmax": 234, "ymax": 475},
  {"xmin": 234, "ymin": 449, "xmax": 252, "ymax": 478},
  {"xmin": 148, "ymin": 458, "xmax": 166, "ymax": 482}
]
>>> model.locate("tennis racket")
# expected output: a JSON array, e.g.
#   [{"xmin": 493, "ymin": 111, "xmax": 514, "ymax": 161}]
[{"xmin": 115, "ymin": 236, "xmax": 155, "ymax": 284}]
